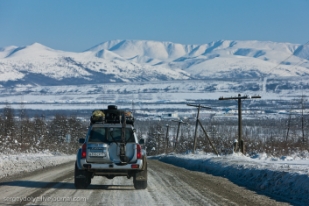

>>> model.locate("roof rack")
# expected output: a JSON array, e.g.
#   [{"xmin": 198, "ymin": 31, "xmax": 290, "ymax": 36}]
[{"xmin": 90, "ymin": 105, "xmax": 134, "ymax": 125}]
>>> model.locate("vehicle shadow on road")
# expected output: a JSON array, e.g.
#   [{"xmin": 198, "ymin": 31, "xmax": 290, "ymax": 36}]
[
  {"xmin": 88, "ymin": 184, "xmax": 135, "ymax": 190},
  {"xmin": 0, "ymin": 180, "xmax": 135, "ymax": 190},
  {"xmin": 0, "ymin": 180, "xmax": 75, "ymax": 189}
]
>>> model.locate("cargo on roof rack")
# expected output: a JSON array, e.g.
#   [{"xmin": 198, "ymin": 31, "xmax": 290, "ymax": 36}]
[{"xmin": 90, "ymin": 105, "xmax": 134, "ymax": 125}]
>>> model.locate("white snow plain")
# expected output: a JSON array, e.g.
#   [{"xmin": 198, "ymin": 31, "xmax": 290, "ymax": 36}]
[{"xmin": 152, "ymin": 151, "xmax": 309, "ymax": 205}]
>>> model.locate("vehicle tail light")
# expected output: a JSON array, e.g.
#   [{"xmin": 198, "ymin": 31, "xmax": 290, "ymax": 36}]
[
  {"xmin": 136, "ymin": 144, "xmax": 142, "ymax": 159},
  {"xmin": 131, "ymin": 164, "xmax": 139, "ymax": 169},
  {"xmin": 81, "ymin": 144, "xmax": 87, "ymax": 159}
]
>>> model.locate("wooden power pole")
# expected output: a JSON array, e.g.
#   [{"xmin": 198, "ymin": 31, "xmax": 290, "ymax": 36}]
[
  {"xmin": 187, "ymin": 104, "xmax": 218, "ymax": 156},
  {"xmin": 172, "ymin": 119, "xmax": 185, "ymax": 152},
  {"xmin": 219, "ymin": 94, "xmax": 261, "ymax": 154}
]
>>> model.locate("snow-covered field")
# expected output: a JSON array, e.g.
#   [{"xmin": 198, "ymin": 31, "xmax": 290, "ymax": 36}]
[
  {"xmin": 0, "ymin": 151, "xmax": 75, "ymax": 179},
  {"xmin": 0, "ymin": 79, "xmax": 307, "ymax": 116},
  {"xmin": 152, "ymin": 151, "xmax": 309, "ymax": 205}
]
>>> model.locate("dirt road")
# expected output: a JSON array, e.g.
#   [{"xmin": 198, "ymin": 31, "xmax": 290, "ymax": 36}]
[{"xmin": 0, "ymin": 160, "xmax": 289, "ymax": 205}]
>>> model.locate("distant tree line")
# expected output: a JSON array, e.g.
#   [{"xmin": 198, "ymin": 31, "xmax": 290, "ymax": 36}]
[
  {"xmin": 0, "ymin": 103, "xmax": 88, "ymax": 154},
  {"xmin": 1, "ymin": 98, "xmax": 309, "ymax": 157}
]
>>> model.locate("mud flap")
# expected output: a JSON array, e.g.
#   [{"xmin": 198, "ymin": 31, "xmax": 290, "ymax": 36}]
[
  {"xmin": 134, "ymin": 157, "xmax": 148, "ymax": 181},
  {"xmin": 134, "ymin": 169, "xmax": 147, "ymax": 181},
  {"xmin": 74, "ymin": 162, "xmax": 91, "ymax": 189},
  {"xmin": 133, "ymin": 160, "xmax": 147, "ymax": 189}
]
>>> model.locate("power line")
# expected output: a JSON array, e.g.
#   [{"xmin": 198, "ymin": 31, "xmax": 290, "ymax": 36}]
[
  {"xmin": 219, "ymin": 94, "xmax": 261, "ymax": 154},
  {"xmin": 261, "ymin": 40, "xmax": 309, "ymax": 95}
]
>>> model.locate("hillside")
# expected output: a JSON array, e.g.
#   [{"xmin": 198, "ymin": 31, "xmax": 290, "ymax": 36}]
[{"xmin": 0, "ymin": 40, "xmax": 308, "ymax": 87}]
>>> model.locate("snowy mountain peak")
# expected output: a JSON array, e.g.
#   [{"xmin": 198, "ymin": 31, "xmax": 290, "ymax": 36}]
[
  {"xmin": 4, "ymin": 42, "xmax": 56, "ymax": 59},
  {"xmin": 86, "ymin": 39, "xmax": 198, "ymax": 60},
  {"xmin": 0, "ymin": 39, "xmax": 308, "ymax": 86}
]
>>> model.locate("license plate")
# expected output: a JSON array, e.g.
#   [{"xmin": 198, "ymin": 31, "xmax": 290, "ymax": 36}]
[{"xmin": 89, "ymin": 152, "xmax": 106, "ymax": 157}]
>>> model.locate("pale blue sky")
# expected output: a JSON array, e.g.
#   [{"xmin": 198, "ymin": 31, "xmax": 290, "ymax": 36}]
[{"xmin": 0, "ymin": 0, "xmax": 308, "ymax": 52}]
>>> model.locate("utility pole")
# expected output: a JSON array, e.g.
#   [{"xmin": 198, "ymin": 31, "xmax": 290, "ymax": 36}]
[
  {"xmin": 165, "ymin": 124, "xmax": 176, "ymax": 154},
  {"xmin": 219, "ymin": 94, "xmax": 261, "ymax": 154},
  {"xmin": 41, "ymin": 113, "xmax": 45, "ymax": 139},
  {"xmin": 172, "ymin": 119, "xmax": 185, "ymax": 152},
  {"xmin": 132, "ymin": 100, "xmax": 135, "ymax": 114},
  {"xmin": 187, "ymin": 104, "xmax": 217, "ymax": 154},
  {"xmin": 20, "ymin": 96, "xmax": 25, "ymax": 143},
  {"xmin": 153, "ymin": 132, "xmax": 164, "ymax": 155},
  {"xmin": 300, "ymin": 83, "xmax": 305, "ymax": 143},
  {"xmin": 165, "ymin": 124, "xmax": 169, "ymax": 154}
]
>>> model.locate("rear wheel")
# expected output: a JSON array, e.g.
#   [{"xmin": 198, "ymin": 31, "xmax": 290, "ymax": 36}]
[
  {"xmin": 133, "ymin": 179, "xmax": 147, "ymax": 189},
  {"xmin": 74, "ymin": 162, "xmax": 91, "ymax": 189},
  {"xmin": 133, "ymin": 162, "xmax": 147, "ymax": 189}
]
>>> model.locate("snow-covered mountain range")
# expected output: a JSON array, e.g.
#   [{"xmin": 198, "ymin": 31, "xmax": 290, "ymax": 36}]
[
  {"xmin": 0, "ymin": 40, "xmax": 308, "ymax": 87},
  {"xmin": 1, "ymin": 39, "xmax": 309, "ymax": 115}
]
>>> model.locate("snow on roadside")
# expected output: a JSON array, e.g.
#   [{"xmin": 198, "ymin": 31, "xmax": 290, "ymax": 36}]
[
  {"xmin": 152, "ymin": 151, "xmax": 309, "ymax": 205},
  {"xmin": 0, "ymin": 150, "xmax": 75, "ymax": 179}
]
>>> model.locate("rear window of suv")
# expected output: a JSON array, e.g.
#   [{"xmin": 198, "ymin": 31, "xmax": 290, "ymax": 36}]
[
  {"xmin": 88, "ymin": 127, "xmax": 134, "ymax": 143},
  {"xmin": 88, "ymin": 127, "xmax": 107, "ymax": 142}
]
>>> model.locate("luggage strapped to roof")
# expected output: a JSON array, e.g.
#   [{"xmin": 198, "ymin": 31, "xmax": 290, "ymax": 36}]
[{"xmin": 90, "ymin": 105, "xmax": 134, "ymax": 125}]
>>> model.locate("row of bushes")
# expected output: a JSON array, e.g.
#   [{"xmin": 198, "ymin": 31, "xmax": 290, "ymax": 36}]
[
  {"xmin": 1, "ymin": 104, "xmax": 308, "ymax": 157},
  {"xmin": 0, "ymin": 105, "xmax": 88, "ymax": 154},
  {"xmin": 141, "ymin": 118, "xmax": 309, "ymax": 157}
]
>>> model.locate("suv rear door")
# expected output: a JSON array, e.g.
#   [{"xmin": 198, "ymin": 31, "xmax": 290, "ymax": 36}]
[
  {"xmin": 107, "ymin": 126, "xmax": 138, "ymax": 163},
  {"xmin": 86, "ymin": 126, "xmax": 112, "ymax": 163},
  {"xmin": 86, "ymin": 125, "xmax": 138, "ymax": 164}
]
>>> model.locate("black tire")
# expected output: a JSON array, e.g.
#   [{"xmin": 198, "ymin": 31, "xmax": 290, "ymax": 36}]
[
  {"xmin": 133, "ymin": 163, "xmax": 147, "ymax": 189},
  {"xmin": 106, "ymin": 175, "xmax": 115, "ymax": 179},
  {"xmin": 74, "ymin": 162, "xmax": 91, "ymax": 189},
  {"xmin": 133, "ymin": 179, "xmax": 147, "ymax": 189}
]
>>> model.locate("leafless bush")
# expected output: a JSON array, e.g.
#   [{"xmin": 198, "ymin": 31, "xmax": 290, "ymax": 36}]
[
  {"xmin": 0, "ymin": 104, "xmax": 88, "ymax": 154},
  {"xmin": 139, "ymin": 116, "xmax": 309, "ymax": 157}
]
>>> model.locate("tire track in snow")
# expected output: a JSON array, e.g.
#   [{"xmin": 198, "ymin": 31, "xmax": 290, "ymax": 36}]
[{"xmin": 0, "ymin": 159, "xmax": 288, "ymax": 205}]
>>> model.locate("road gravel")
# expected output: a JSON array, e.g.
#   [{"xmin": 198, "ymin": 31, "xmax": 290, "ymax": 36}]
[{"xmin": 0, "ymin": 160, "xmax": 289, "ymax": 206}]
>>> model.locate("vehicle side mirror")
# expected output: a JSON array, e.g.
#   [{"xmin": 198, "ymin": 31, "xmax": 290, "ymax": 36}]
[
  {"xmin": 79, "ymin": 138, "xmax": 85, "ymax": 144},
  {"xmin": 139, "ymin": 139, "xmax": 145, "ymax": 144}
]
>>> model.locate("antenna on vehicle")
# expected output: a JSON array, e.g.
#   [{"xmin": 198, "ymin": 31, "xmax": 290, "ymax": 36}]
[{"xmin": 132, "ymin": 100, "xmax": 135, "ymax": 115}]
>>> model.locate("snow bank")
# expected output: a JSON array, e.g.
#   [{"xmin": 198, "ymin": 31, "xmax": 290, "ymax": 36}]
[
  {"xmin": 0, "ymin": 150, "xmax": 75, "ymax": 179},
  {"xmin": 152, "ymin": 151, "xmax": 309, "ymax": 205}
]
